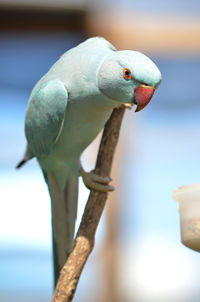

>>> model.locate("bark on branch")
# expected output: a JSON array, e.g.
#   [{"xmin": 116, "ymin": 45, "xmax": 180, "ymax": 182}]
[{"xmin": 52, "ymin": 106, "xmax": 126, "ymax": 302}]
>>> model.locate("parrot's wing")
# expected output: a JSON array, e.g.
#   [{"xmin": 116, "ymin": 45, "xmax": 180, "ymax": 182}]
[{"xmin": 25, "ymin": 79, "xmax": 68, "ymax": 157}]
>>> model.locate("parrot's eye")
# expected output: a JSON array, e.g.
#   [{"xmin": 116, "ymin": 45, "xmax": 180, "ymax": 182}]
[{"xmin": 123, "ymin": 68, "xmax": 132, "ymax": 80}]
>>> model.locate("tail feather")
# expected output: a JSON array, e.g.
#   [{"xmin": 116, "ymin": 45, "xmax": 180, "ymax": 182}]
[{"xmin": 47, "ymin": 171, "xmax": 78, "ymax": 286}]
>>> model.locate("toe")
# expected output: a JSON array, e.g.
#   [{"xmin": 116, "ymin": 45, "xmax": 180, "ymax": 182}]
[
  {"xmin": 90, "ymin": 173, "xmax": 112, "ymax": 184},
  {"xmin": 86, "ymin": 182, "xmax": 115, "ymax": 192},
  {"xmin": 81, "ymin": 168, "xmax": 114, "ymax": 192}
]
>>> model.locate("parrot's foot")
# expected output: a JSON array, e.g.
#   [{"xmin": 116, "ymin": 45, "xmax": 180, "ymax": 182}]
[{"xmin": 80, "ymin": 168, "xmax": 114, "ymax": 192}]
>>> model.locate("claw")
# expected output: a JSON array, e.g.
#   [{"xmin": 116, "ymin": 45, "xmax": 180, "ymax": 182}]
[
  {"xmin": 80, "ymin": 168, "xmax": 114, "ymax": 192},
  {"xmin": 124, "ymin": 103, "xmax": 132, "ymax": 109}
]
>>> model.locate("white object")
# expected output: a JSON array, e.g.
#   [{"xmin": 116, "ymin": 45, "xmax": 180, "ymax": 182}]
[{"xmin": 173, "ymin": 184, "xmax": 200, "ymax": 252}]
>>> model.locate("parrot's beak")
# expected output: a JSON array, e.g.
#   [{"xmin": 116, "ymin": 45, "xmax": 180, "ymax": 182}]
[{"xmin": 134, "ymin": 85, "xmax": 155, "ymax": 112}]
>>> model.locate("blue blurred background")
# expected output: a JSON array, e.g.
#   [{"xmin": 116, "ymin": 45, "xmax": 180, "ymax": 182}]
[{"xmin": 1, "ymin": 1, "xmax": 200, "ymax": 301}]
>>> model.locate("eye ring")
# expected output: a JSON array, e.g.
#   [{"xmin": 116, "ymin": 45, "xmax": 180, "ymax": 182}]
[{"xmin": 123, "ymin": 68, "xmax": 132, "ymax": 80}]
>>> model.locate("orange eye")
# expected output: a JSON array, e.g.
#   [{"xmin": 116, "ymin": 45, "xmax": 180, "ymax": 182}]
[{"xmin": 123, "ymin": 68, "xmax": 132, "ymax": 80}]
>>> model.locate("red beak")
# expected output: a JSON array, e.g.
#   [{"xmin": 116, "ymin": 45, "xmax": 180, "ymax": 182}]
[{"xmin": 134, "ymin": 85, "xmax": 155, "ymax": 112}]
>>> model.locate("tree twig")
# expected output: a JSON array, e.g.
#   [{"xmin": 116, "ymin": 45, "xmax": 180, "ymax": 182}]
[{"xmin": 52, "ymin": 106, "xmax": 126, "ymax": 302}]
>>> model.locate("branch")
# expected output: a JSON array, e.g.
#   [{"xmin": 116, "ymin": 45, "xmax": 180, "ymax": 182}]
[{"xmin": 52, "ymin": 106, "xmax": 126, "ymax": 302}]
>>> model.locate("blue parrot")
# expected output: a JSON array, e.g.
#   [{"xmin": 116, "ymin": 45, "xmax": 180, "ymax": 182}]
[{"xmin": 17, "ymin": 37, "xmax": 161, "ymax": 284}]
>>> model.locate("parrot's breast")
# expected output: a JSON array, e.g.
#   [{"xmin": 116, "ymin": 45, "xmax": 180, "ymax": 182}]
[{"xmin": 49, "ymin": 94, "xmax": 117, "ymax": 173}]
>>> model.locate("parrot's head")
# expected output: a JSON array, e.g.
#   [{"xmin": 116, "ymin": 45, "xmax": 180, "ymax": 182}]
[{"xmin": 97, "ymin": 50, "xmax": 161, "ymax": 111}]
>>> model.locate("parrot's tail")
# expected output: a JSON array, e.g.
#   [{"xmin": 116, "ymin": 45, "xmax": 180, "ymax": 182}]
[{"xmin": 46, "ymin": 171, "xmax": 78, "ymax": 286}]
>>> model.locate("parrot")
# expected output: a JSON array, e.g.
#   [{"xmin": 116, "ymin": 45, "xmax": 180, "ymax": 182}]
[{"xmin": 16, "ymin": 37, "xmax": 161, "ymax": 285}]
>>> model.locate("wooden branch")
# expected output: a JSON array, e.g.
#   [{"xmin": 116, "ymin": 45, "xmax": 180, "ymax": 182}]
[{"xmin": 52, "ymin": 106, "xmax": 126, "ymax": 302}]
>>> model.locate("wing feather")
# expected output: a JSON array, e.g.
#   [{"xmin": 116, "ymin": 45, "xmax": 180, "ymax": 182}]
[{"xmin": 25, "ymin": 79, "xmax": 68, "ymax": 156}]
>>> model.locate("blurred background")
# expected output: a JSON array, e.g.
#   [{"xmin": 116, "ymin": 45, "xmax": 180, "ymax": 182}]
[{"xmin": 0, "ymin": 0, "xmax": 200, "ymax": 301}]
